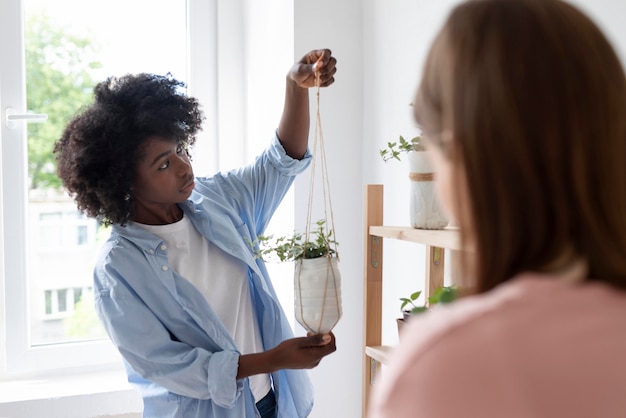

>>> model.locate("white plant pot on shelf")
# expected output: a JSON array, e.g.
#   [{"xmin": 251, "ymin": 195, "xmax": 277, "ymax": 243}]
[
  {"xmin": 294, "ymin": 256, "xmax": 342, "ymax": 334},
  {"xmin": 408, "ymin": 150, "xmax": 448, "ymax": 230}
]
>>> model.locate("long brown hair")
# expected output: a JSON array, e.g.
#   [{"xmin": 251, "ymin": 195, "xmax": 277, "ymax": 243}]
[{"xmin": 414, "ymin": 0, "xmax": 626, "ymax": 292}]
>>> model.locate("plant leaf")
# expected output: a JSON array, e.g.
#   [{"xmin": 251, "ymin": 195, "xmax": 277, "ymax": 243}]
[{"xmin": 410, "ymin": 306, "xmax": 428, "ymax": 315}]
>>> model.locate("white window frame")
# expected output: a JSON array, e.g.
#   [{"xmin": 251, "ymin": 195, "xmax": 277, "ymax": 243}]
[
  {"xmin": 0, "ymin": 0, "xmax": 222, "ymax": 379},
  {"xmin": 1, "ymin": 0, "xmax": 293, "ymax": 381}
]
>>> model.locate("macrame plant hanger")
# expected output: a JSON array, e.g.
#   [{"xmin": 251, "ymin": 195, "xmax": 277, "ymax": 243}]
[{"xmin": 294, "ymin": 69, "xmax": 342, "ymax": 334}]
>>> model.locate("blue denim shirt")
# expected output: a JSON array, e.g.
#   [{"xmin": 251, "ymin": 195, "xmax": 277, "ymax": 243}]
[{"xmin": 94, "ymin": 134, "xmax": 314, "ymax": 418}]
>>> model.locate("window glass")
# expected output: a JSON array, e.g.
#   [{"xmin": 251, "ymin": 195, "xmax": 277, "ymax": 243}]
[{"xmin": 25, "ymin": 0, "xmax": 188, "ymax": 346}]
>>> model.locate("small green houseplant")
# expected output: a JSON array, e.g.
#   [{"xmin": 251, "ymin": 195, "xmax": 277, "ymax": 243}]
[
  {"xmin": 379, "ymin": 135, "xmax": 425, "ymax": 162},
  {"xmin": 254, "ymin": 219, "xmax": 338, "ymax": 262},
  {"xmin": 397, "ymin": 285, "xmax": 458, "ymax": 335},
  {"xmin": 400, "ymin": 285, "xmax": 458, "ymax": 317},
  {"xmin": 253, "ymin": 219, "xmax": 341, "ymax": 334},
  {"xmin": 380, "ymin": 133, "xmax": 448, "ymax": 230}
]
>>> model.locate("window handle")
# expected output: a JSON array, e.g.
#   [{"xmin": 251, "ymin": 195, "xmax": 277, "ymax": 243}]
[{"xmin": 5, "ymin": 107, "xmax": 48, "ymax": 128}]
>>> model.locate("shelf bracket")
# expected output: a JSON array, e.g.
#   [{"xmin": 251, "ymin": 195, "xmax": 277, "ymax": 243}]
[
  {"xmin": 433, "ymin": 246, "xmax": 442, "ymax": 266},
  {"xmin": 370, "ymin": 236, "xmax": 380, "ymax": 268}
]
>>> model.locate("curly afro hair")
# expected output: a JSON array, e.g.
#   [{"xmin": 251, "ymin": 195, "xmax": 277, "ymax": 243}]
[{"xmin": 54, "ymin": 73, "xmax": 204, "ymax": 226}]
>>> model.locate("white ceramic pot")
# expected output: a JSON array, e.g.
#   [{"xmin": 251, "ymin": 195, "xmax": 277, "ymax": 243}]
[
  {"xmin": 407, "ymin": 150, "xmax": 448, "ymax": 230},
  {"xmin": 294, "ymin": 256, "xmax": 342, "ymax": 334}
]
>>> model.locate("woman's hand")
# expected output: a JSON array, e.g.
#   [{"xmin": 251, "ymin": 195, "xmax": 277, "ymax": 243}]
[
  {"xmin": 237, "ymin": 332, "xmax": 337, "ymax": 379},
  {"xmin": 278, "ymin": 48, "xmax": 337, "ymax": 159},
  {"xmin": 289, "ymin": 49, "xmax": 337, "ymax": 89},
  {"xmin": 270, "ymin": 332, "xmax": 337, "ymax": 370}
]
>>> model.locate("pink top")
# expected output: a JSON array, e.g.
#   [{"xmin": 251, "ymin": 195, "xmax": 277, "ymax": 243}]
[{"xmin": 368, "ymin": 274, "xmax": 626, "ymax": 418}]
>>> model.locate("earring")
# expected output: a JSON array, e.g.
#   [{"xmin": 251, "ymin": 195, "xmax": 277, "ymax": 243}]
[{"xmin": 124, "ymin": 193, "xmax": 131, "ymax": 201}]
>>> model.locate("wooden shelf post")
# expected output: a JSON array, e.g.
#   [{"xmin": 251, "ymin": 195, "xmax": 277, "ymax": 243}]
[
  {"xmin": 362, "ymin": 184, "xmax": 383, "ymax": 416},
  {"xmin": 425, "ymin": 245, "xmax": 445, "ymax": 301}
]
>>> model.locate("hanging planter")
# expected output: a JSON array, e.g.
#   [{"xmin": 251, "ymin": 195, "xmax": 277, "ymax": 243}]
[
  {"xmin": 254, "ymin": 220, "xmax": 342, "ymax": 334},
  {"xmin": 294, "ymin": 255, "xmax": 342, "ymax": 334},
  {"xmin": 252, "ymin": 71, "xmax": 342, "ymax": 334}
]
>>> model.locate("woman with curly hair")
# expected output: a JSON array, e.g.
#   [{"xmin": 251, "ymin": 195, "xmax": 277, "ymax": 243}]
[
  {"xmin": 54, "ymin": 49, "xmax": 337, "ymax": 418},
  {"xmin": 368, "ymin": 1, "xmax": 626, "ymax": 417}
]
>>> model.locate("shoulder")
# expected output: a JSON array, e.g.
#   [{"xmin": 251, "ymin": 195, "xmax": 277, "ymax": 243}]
[
  {"xmin": 370, "ymin": 276, "xmax": 626, "ymax": 417},
  {"xmin": 391, "ymin": 275, "xmax": 624, "ymax": 367},
  {"xmin": 399, "ymin": 274, "xmax": 625, "ymax": 346}
]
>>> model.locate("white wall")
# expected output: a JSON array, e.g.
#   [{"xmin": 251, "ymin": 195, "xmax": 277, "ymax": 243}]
[
  {"xmin": 361, "ymin": 0, "xmax": 464, "ymax": 359},
  {"xmin": 361, "ymin": 0, "xmax": 626, "ymax": 363},
  {"xmin": 293, "ymin": 1, "xmax": 365, "ymax": 417},
  {"xmin": 291, "ymin": 1, "xmax": 464, "ymax": 416},
  {"xmin": 294, "ymin": 0, "xmax": 626, "ymax": 417}
]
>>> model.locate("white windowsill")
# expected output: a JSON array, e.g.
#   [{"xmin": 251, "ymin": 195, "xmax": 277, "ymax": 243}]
[{"xmin": 0, "ymin": 368, "xmax": 143, "ymax": 418}]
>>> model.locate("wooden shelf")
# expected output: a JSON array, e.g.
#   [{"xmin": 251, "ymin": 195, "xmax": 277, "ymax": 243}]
[
  {"xmin": 365, "ymin": 345, "xmax": 394, "ymax": 365},
  {"xmin": 362, "ymin": 184, "xmax": 462, "ymax": 417},
  {"xmin": 369, "ymin": 225, "xmax": 461, "ymax": 250}
]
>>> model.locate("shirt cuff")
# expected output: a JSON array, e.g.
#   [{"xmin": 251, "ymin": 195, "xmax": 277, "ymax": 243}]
[
  {"xmin": 268, "ymin": 130, "xmax": 312, "ymax": 176},
  {"xmin": 207, "ymin": 350, "xmax": 244, "ymax": 407}
]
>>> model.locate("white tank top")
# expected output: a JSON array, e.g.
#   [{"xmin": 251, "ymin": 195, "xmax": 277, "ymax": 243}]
[{"xmin": 135, "ymin": 215, "xmax": 271, "ymax": 401}]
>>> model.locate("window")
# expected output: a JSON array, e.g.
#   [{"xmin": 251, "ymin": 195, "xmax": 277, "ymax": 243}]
[
  {"xmin": 43, "ymin": 287, "xmax": 89, "ymax": 318},
  {"xmin": 1, "ymin": 0, "xmax": 292, "ymax": 378},
  {"xmin": 0, "ymin": 0, "xmax": 217, "ymax": 377},
  {"xmin": 38, "ymin": 209, "xmax": 95, "ymax": 248}
]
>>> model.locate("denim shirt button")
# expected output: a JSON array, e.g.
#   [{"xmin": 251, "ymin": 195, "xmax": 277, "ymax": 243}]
[
  {"xmin": 162, "ymin": 265, "xmax": 169, "ymax": 271},
  {"xmin": 160, "ymin": 244, "xmax": 167, "ymax": 251}
]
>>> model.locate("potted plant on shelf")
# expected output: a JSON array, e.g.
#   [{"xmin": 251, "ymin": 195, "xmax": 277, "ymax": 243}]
[
  {"xmin": 397, "ymin": 285, "xmax": 458, "ymax": 336},
  {"xmin": 253, "ymin": 219, "xmax": 342, "ymax": 335},
  {"xmin": 380, "ymin": 134, "xmax": 448, "ymax": 230}
]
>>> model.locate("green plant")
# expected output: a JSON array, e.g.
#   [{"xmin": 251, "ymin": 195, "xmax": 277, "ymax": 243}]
[
  {"xmin": 399, "ymin": 290, "xmax": 429, "ymax": 315},
  {"xmin": 253, "ymin": 219, "xmax": 338, "ymax": 262},
  {"xmin": 400, "ymin": 285, "xmax": 458, "ymax": 316},
  {"xmin": 379, "ymin": 135, "xmax": 425, "ymax": 162}
]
